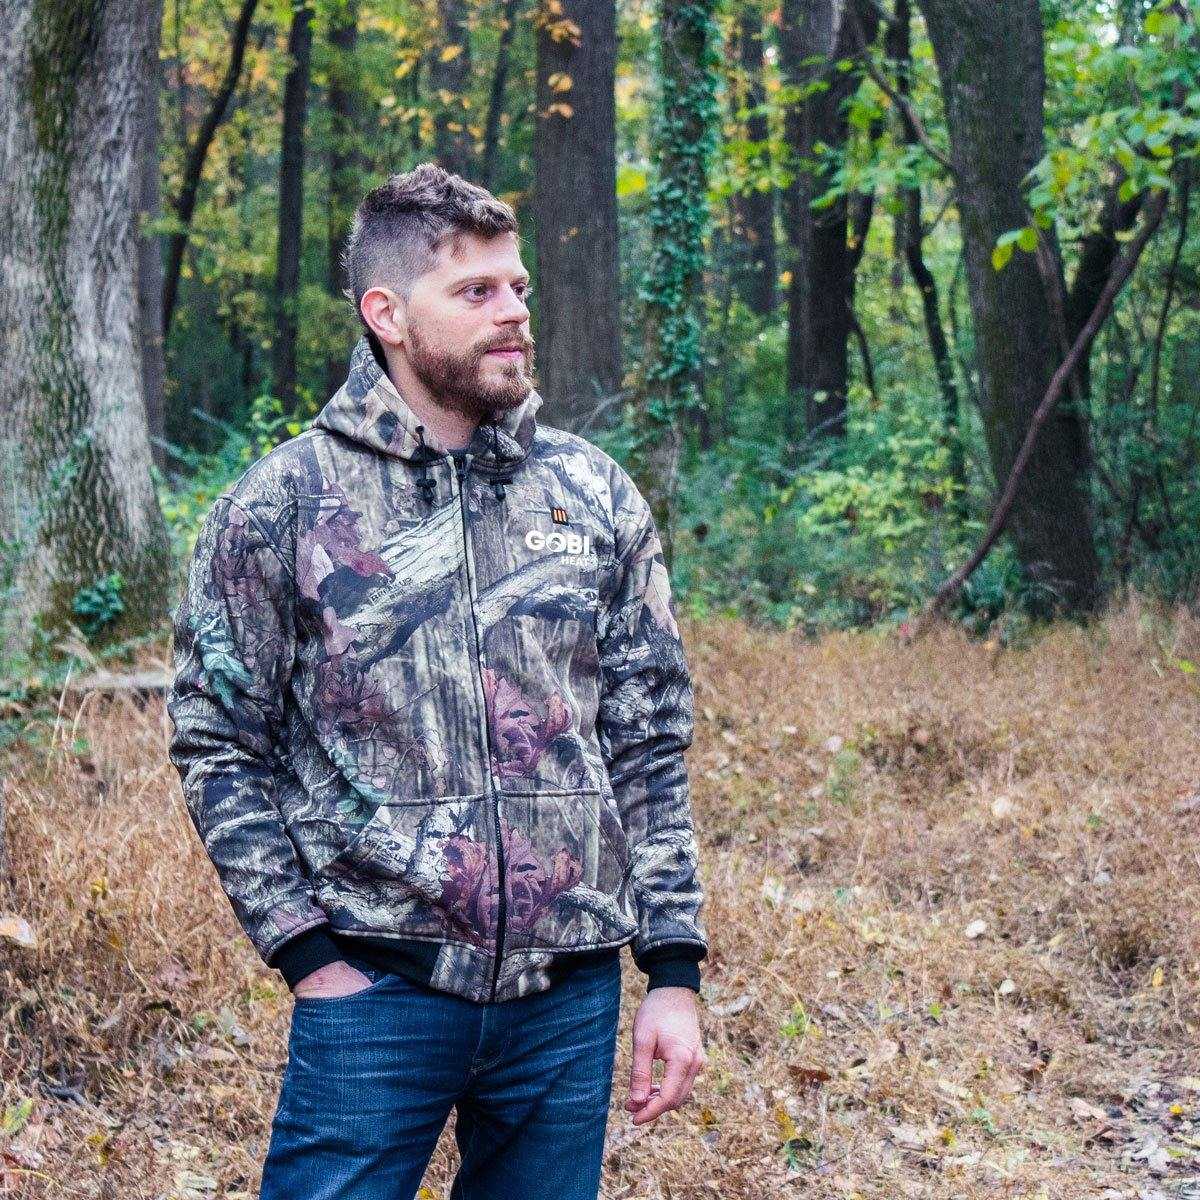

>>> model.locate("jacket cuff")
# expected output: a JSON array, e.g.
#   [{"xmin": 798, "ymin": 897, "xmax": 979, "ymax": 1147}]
[
  {"xmin": 269, "ymin": 925, "xmax": 343, "ymax": 991},
  {"xmin": 635, "ymin": 943, "xmax": 706, "ymax": 993}
]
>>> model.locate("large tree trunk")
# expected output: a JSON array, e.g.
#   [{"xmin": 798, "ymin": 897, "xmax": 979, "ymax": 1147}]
[
  {"xmin": 632, "ymin": 0, "xmax": 719, "ymax": 558},
  {"xmin": 533, "ymin": 0, "xmax": 622, "ymax": 433},
  {"xmin": 917, "ymin": 0, "xmax": 1101, "ymax": 612},
  {"xmin": 273, "ymin": 2, "xmax": 314, "ymax": 414},
  {"xmin": 728, "ymin": 2, "xmax": 776, "ymax": 316},
  {"xmin": 779, "ymin": 0, "xmax": 878, "ymax": 446},
  {"xmin": 0, "ymin": 0, "xmax": 173, "ymax": 665},
  {"xmin": 136, "ymin": 0, "xmax": 167, "ymax": 473},
  {"xmin": 432, "ymin": 0, "xmax": 473, "ymax": 175},
  {"xmin": 325, "ymin": 0, "xmax": 361, "ymax": 399}
]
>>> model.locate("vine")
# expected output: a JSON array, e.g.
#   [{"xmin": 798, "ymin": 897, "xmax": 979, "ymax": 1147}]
[{"xmin": 632, "ymin": 0, "xmax": 722, "ymax": 472}]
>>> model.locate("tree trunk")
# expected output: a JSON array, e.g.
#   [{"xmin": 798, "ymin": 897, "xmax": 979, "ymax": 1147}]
[
  {"xmin": 136, "ymin": 0, "xmax": 167, "ymax": 472},
  {"xmin": 0, "ymin": 0, "xmax": 173, "ymax": 666},
  {"xmin": 917, "ymin": 0, "xmax": 1101, "ymax": 612},
  {"xmin": 162, "ymin": 0, "xmax": 259, "ymax": 336},
  {"xmin": 728, "ymin": 3, "xmax": 776, "ymax": 316},
  {"xmin": 481, "ymin": 0, "xmax": 521, "ymax": 188},
  {"xmin": 326, "ymin": 0, "xmax": 361, "ymax": 399},
  {"xmin": 432, "ymin": 0, "xmax": 473, "ymax": 175},
  {"xmin": 533, "ymin": 0, "xmax": 622, "ymax": 433},
  {"xmin": 632, "ymin": 0, "xmax": 719, "ymax": 558},
  {"xmin": 779, "ymin": 0, "xmax": 878, "ymax": 446},
  {"xmin": 273, "ymin": 2, "xmax": 314, "ymax": 414},
  {"xmin": 889, "ymin": 0, "xmax": 963, "ymax": 497}
]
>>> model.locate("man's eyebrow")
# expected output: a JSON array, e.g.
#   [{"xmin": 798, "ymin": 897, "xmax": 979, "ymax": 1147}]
[{"xmin": 448, "ymin": 271, "xmax": 531, "ymax": 288}]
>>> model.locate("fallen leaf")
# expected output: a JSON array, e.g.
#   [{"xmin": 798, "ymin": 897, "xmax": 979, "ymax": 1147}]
[{"xmin": 0, "ymin": 915, "xmax": 37, "ymax": 950}]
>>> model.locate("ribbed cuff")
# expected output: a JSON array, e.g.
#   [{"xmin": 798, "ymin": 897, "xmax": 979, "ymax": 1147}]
[
  {"xmin": 636, "ymin": 942, "xmax": 706, "ymax": 993},
  {"xmin": 645, "ymin": 957, "xmax": 702, "ymax": 992},
  {"xmin": 269, "ymin": 925, "xmax": 343, "ymax": 991}
]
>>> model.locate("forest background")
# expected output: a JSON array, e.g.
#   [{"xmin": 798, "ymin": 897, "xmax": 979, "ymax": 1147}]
[{"xmin": 1, "ymin": 1, "xmax": 1200, "ymax": 1197}]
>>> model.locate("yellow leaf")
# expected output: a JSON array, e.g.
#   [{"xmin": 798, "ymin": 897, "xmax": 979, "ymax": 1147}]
[
  {"xmin": 548, "ymin": 71, "xmax": 574, "ymax": 92},
  {"xmin": 1152, "ymin": 966, "xmax": 1165, "ymax": 988},
  {"xmin": 779, "ymin": 270, "xmax": 792, "ymax": 287},
  {"xmin": 546, "ymin": 102, "xmax": 574, "ymax": 119},
  {"xmin": 440, "ymin": 44, "xmax": 463, "ymax": 62},
  {"xmin": 774, "ymin": 1104, "xmax": 797, "ymax": 1142}
]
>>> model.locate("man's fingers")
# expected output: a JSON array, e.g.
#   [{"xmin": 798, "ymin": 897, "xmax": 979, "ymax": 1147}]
[
  {"xmin": 627, "ymin": 1028, "xmax": 657, "ymax": 1105},
  {"xmin": 630, "ymin": 1044, "xmax": 693, "ymax": 1124}
]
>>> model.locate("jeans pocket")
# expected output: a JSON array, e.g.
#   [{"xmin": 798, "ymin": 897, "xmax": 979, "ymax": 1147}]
[{"xmin": 292, "ymin": 959, "xmax": 394, "ymax": 1007}]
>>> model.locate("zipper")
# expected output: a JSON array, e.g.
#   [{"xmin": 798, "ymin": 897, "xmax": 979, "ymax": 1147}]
[{"xmin": 452, "ymin": 452, "xmax": 508, "ymax": 1003}]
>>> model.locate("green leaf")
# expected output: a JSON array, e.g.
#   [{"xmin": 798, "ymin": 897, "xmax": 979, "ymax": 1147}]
[
  {"xmin": 992, "ymin": 241, "xmax": 1015, "ymax": 271},
  {"xmin": 1017, "ymin": 226, "xmax": 1038, "ymax": 252},
  {"xmin": 2, "ymin": 1097, "xmax": 33, "ymax": 1136}
]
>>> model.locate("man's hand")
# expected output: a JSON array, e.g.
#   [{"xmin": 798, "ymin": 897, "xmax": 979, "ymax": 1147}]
[
  {"xmin": 624, "ymin": 986, "xmax": 706, "ymax": 1125},
  {"xmin": 292, "ymin": 959, "xmax": 374, "ymax": 1000}
]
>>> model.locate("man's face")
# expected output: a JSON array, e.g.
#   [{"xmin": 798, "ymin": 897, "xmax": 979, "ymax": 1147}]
[{"xmin": 401, "ymin": 230, "xmax": 536, "ymax": 423}]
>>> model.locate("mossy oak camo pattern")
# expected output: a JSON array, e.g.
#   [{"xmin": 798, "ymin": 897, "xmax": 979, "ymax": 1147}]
[{"xmin": 166, "ymin": 337, "xmax": 708, "ymax": 1002}]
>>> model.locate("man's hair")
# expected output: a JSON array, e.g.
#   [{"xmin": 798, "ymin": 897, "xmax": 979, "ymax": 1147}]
[{"xmin": 341, "ymin": 163, "xmax": 519, "ymax": 358}]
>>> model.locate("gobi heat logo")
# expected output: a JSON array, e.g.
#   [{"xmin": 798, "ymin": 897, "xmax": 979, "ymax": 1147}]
[{"xmin": 525, "ymin": 508, "xmax": 592, "ymax": 558}]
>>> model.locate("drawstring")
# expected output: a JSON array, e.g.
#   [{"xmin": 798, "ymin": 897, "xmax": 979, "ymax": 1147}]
[
  {"xmin": 413, "ymin": 422, "xmax": 515, "ymax": 505},
  {"xmin": 413, "ymin": 425, "xmax": 438, "ymax": 507}
]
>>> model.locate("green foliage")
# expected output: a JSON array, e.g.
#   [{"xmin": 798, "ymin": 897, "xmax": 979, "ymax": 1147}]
[
  {"xmin": 673, "ymin": 379, "xmax": 973, "ymax": 631},
  {"xmin": 633, "ymin": 0, "xmax": 723, "ymax": 445},
  {"xmin": 72, "ymin": 572, "xmax": 126, "ymax": 640}
]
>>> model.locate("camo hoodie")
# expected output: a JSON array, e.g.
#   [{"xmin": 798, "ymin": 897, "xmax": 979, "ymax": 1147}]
[{"xmin": 166, "ymin": 336, "xmax": 708, "ymax": 1003}]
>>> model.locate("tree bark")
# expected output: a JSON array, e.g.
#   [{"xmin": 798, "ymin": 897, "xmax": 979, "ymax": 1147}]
[
  {"xmin": 728, "ymin": 3, "xmax": 776, "ymax": 316},
  {"xmin": 533, "ymin": 0, "xmax": 622, "ymax": 433},
  {"xmin": 432, "ymin": 0, "xmax": 473, "ymax": 176},
  {"xmin": 779, "ymin": 0, "xmax": 879, "ymax": 446},
  {"xmin": 136, "ymin": 0, "xmax": 167, "ymax": 472},
  {"xmin": 325, "ymin": 0, "xmax": 361, "ymax": 399},
  {"xmin": 917, "ymin": 0, "xmax": 1101, "ymax": 613},
  {"xmin": 273, "ymin": 1, "xmax": 314, "ymax": 413},
  {"xmin": 0, "ymin": 0, "xmax": 173, "ymax": 665}
]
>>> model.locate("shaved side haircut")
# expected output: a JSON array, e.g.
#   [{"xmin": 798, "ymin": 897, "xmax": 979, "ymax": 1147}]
[{"xmin": 342, "ymin": 163, "xmax": 520, "ymax": 362}]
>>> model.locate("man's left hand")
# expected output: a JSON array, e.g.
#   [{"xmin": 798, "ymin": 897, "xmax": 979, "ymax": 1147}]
[{"xmin": 624, "ymin": 986, "xmax": 706, "ymax": 1125}]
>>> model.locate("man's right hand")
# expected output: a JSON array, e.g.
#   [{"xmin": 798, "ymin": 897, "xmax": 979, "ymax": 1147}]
[{"xmin": 292, "ymin": 959, "xmax": 375, "ymax": 1000}]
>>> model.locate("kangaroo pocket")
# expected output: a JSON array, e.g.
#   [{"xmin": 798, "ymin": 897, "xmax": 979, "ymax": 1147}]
[
  {"xmin": 496, "ymin": 790, "xmax": 637, "ymax": 954},
  {"xmin": 314, "ymin": 797, "xmax": 499, "ymax": 948}
]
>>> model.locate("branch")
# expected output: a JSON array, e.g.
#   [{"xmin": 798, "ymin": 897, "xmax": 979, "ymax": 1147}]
[{"xmin": 908, "ymin": 183, "xmax": 1172, "ymax": 637}]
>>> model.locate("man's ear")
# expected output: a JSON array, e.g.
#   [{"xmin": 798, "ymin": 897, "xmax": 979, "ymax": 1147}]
[{"xmin": 360, "ymin": 286, "xmax": 408, "ymax": 349}]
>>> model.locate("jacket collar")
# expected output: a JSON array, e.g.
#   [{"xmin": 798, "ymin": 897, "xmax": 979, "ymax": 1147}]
[{"xmin": 312, "ymin": 335, "xmax": 543, "ymax": 475}]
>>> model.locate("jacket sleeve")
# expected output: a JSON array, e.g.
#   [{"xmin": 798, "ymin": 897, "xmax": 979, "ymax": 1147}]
[
  {"xmin": 596, "ymin": 472, "xmax": 708, "ymax": 988},
  {"xmin": 166, "ymin": 493, "xmax": 335, "ymax": 974}
]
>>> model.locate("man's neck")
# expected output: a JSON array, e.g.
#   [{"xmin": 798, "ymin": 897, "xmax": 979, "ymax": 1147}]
[{"xmin": 381, "ymin": 344, "xmax": 478, "ymax": 452}]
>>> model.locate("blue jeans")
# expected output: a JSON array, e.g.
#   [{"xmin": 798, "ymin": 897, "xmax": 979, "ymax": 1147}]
[{"xmin": 259, "ymin": 952, "xmax": 623, "ymax": 1200}]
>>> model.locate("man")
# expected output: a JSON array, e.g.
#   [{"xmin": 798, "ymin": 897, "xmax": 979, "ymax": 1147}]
[{"xmin": 166, "ymin": 163, "xmax": 709, "ymax": 1200}]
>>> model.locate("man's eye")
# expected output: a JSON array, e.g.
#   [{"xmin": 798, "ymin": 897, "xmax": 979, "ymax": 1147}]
[{"xmin": 466, "ymin": 285, "xmax": 488, "ymax": 299}]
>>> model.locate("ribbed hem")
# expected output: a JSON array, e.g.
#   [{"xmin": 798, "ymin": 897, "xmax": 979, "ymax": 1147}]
[{"xmin": 269, "ymin": 925, "xmax": 344, "ymax": 991}]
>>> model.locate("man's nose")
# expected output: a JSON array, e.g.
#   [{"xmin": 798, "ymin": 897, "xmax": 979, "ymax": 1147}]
[{"xmin": 495, "ymin": 286, "xmax": 530, "ymax": 324}]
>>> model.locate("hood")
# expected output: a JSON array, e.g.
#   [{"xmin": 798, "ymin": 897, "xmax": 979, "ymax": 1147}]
[{"xmin": 312, "ymin": 335, "xmax": 544, "ymax": 477}]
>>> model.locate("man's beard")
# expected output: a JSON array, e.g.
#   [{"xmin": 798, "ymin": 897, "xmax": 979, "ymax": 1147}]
[{"xmin": 406, "ymin": 322, "xmax": 536, "ymax": 423}]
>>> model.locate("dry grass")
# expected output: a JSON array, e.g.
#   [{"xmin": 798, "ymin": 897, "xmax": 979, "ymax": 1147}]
[{"xmin": 2, "ymin": 593, "xmax": 1199, "ymax": 1198}]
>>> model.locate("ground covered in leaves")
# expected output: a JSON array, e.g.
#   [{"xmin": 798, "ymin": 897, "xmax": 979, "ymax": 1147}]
[{"xmin": 2, "ymin": 596, "xmax": 1199, "ymax": 1198}]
